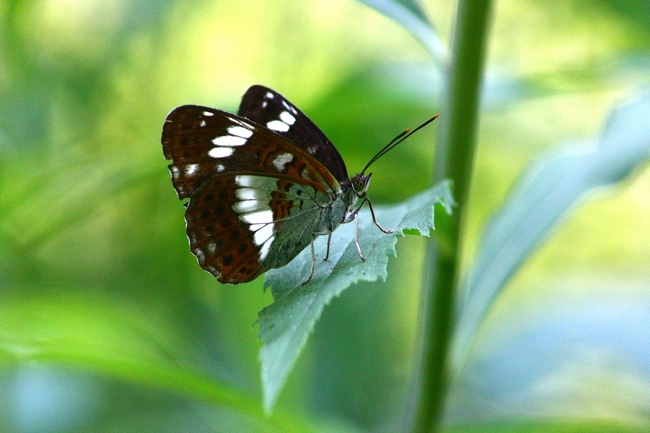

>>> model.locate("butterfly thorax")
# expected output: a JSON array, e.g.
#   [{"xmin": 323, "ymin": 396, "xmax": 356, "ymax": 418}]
[{"xmin": 339, "ymin": 172, "xmax": 372, "ymax": 224}]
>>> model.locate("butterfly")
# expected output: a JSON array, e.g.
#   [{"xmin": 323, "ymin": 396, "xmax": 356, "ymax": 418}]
[{"xmin": 162, "ymin": 85, "xmax": 438, "ymax": 284}]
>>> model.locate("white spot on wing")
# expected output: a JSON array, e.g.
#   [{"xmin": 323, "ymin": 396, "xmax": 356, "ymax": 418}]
[
  {"xmin": 234, "ymin": 188, "xmax": 272, "ymax": 214},
  {"xmin": 170, "ymin": 166, "xmax": 180, "ymax": 179},
  {"xmin": 279, "ymin": 111, "xmax": 296, "ymax": 125},
  {"xmin": 203, "ymin": 111, "xmax": 214, "ymax": 117},
  {"xmin": 216, "ymin": 164, "xmax": 225, "ymax": 172},
  {"xmin": 242, "ymin": 210, "xmax": 272, "ymax": 225},
  {"xmin": 265, "ymin": 92, "xmax": 274, "ymax": 99},
  {"xmin": 252, "ymin": 224, "xmax": 274, "ymax": 249},
  {"xmin": 199, "ymin": 120, "xmax": 206, "ymax": 127},
  {"xmin": 272, "ymin": 152, "xmax": 294, "ymax": 171},
  {"xmin": 281, "ymin": 100, "xmax": 292, "ymax": 111},
  {"xmin": 235, "ymin": 175, "xmax": 257, "ymax": 187},
  {"xmin": 267, "ymin": 120, "xmax": 290, "ymax": 132},
  {"xmin": 185, "ymin": 164, "xmax": 199, "ymax": 176},
  {"xmin": 259, "ymin": 237, "xmax": 273, "ymax": 260},
  {"xmin": 262, "ymin": 101, "xmax": 268, "ymax": 108},
  {"xmin": 227, "ymin": 126, "xmax": 253, "ymax": 138},
  {"xmin": 228, "ymin": 116, "xmax": 247, "ymax": 127},
  {"xmin": 212, "ymin": 135, "xmax": 247, "ymax": 147},
  {"xmin": 233, "ymin": 200, "xmax": 261, "ymax": 213},
  {"xmin": 236, "ymin": 187, "xmax": 260, "ymax": 201},
  {"xmin": 208, "ymin": 147, "xmax": 234, "ymax": 158}
]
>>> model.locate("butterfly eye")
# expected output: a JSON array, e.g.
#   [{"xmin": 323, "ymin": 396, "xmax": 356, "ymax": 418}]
[{"xmin": 351, "ymin": 173, "xmax": 372, "ymax": 197}]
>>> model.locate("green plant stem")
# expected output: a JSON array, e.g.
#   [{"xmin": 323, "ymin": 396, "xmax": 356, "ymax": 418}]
[{"xmin": 410, "ymin": 1, "xmax": 493, "ymax": 432}]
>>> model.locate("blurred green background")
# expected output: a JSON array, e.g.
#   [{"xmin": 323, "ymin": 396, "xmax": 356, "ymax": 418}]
[{"xmin": 1, "ymin": 0, "xmax": 650, "ymax": 432}]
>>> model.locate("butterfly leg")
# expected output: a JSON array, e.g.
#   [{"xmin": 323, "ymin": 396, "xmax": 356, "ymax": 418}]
[
  {"xmin": 354, "ymin": 213, "xmax": 366, "ymax": 261},
  {"xmin": 324, "ymin": 231, "xmax": 332, "ymax": 261},
  {"xmin": 366, "ymin": 198, "xmax": 393, "ymax": 234},
  {"xmin": 302, "ymin": 236, "xmax": 317, "ymax": 286}
]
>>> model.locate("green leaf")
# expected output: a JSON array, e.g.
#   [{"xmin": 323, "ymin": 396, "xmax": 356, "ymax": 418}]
[
  {"xmin": 258, "ymin": 181, "xmax": 455, "ymax": 412},
  {"xmin": 454, "ymin": 91, "xmax": 650, "ymax": 371},
  {"xmin": 357, "ymin": 0, "xmax": 447, "ymax": 64}
]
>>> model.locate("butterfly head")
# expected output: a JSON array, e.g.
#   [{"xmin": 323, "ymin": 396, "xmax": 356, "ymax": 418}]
[{"xmin": 350, "ymin": 172, "xmax": 372, "ymax": 198}]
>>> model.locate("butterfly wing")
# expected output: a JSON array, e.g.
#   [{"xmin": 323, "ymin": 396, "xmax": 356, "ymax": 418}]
[
  {"xmin": 162, "ymin": 105, "xmax": 342, "ymax": 199},
  {"xmin": 238, "ymin": 85, "xmax": 350, "ymax": 184},
  {"xmin": 185, "ymin": 173, "xmax": 330, "ymax": 283},
  {"xmin": 162, "ymin": 105, "xmax": 342, "ymax": 283}
]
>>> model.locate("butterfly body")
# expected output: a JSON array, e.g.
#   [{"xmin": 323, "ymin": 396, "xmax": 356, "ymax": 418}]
[{"xmin": 162, "ymin": 86, "xmax": 377, "ymax": 284}]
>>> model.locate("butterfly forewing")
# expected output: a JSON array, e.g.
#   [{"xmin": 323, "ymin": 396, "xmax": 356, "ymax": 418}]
[
  {"xmin": 162, "ymin": 105, "xmax": 340, "ymax": 199},
  {"xmin": 238, "ymin": 85, "xmax": 349, "ymax": 184}
]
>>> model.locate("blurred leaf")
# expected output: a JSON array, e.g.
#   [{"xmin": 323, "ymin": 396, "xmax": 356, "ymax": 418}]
[
  {"xmin": 357, "ymin": 0, "xmax": 447, "ymax": 64},
  {"xmin": 454, "ymin": 91, "xmax": 650, "ymax": 370},
  {"xmin": 0, "ymin": 290, "xmax": 315, "ymax": 433},
  {"xmin": 594, "ymin": 0, "xmax": 650, "ymax": 38},
  {"xmin": 447, "ymin": 278, "xmax": 650, "ymax": 426},
  {"xmin": 258, "ymin": 181, "xmax": 455, "ymax": 412},
  {"xmin": 1, "ymin": 157, "xmax": 154, "ymax": 249}
]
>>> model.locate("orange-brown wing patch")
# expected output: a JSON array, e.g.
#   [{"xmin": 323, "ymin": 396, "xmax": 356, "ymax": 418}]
[{"xmin": 185, "ymin": 175, "xmax": 265, "ymax": 284}]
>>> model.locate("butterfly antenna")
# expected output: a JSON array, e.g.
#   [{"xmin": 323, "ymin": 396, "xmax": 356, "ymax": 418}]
[{"xmin": 361, "ymin": 114, "xmax": 440, "ymax": 175}]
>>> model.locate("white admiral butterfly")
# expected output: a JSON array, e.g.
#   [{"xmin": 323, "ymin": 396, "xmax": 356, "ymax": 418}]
[{"xmin": 162, "ymin": 85, "xmax": 437, "ymax": 284}]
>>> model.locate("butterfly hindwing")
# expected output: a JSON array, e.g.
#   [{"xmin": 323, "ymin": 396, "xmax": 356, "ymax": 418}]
[
  {"xmin": 185, "ymin": 173, "xmax": 327, "ymax": 283},
  {"xmin": 238, "ymin": 85, "xmax": 349, "ymax": 184}
]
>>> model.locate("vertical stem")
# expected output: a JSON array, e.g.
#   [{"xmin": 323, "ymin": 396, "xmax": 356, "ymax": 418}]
[{"xmin": 410, "ymin": 1, "xmax": 493, "ymax": 432}]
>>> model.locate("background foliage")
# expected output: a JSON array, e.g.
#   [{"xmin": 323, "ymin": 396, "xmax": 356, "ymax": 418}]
[{"xmin": 1, "ymin": 0, "xmax": 650, "ymax": 432}]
